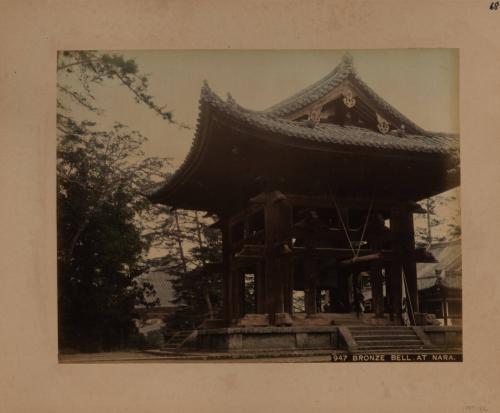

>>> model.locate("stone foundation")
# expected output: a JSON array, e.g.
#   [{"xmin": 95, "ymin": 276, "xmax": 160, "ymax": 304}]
[
  {"xmin": 196, "ymin": 326, "xmax": 340, "ymax": 352},
  {"xmin": 422, "ymin": 326, "xmax": 462, "ymax": 348}
]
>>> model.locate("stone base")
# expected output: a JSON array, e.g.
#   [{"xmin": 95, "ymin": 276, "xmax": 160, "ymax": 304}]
[
  {"xmin": 199, "ymin": 318, "xmax": 227, "ymax": 329},
  {"xmin": 196, "ymin": 326, "xmax": 340, "ymax": 352},
  {"xmin": 273, "ymin": 312, "xmax": 293, "ymax": 326},
  {"xmin": 230, "ymin": 312, "xmax": 404, "ymax": 328},
  {"xmin": 422, "ymin": 326, "xmax": 462, "ymax": 348},
  {"xmin": 235, "ymin": 314, "xmax": 270, "ymax": 327},
  {"xmin": 414, "ymin": 312, "xmax": 441, "ymax": 326}
]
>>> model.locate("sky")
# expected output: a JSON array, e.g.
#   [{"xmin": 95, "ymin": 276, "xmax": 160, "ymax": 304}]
[{"xmin": 59, "ymin": 49, "xmax": 459, "ymax": 169}]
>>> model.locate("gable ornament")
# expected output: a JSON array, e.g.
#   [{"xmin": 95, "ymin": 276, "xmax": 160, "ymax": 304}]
[
  {"xmin": 376, "ymin": 113, "xmax": 390, "ymax": 134},
  {"xmin": 308, "ymin": 109, "xmax": 322, "ymax": 124},
  {"xmin": 342, "ymin": 88, "xmax": 356, "ymax": 109}
]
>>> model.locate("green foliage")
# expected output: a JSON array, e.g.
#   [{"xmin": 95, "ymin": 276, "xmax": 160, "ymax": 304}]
[
  {"xmin": 415, "ymin": 191, "xmax": 461, "ymax": 248},
  {"xmin": 163, "ymin": 214, "xmax": 224, "ymax": 332},
  {"xmin": 57, "ymin": 116, "xmax": 171, "ymax": 351},
  {"xmin": 57, "ymin": 51, "xmax": 177, "ymax": 352},
  {"xmin": 58, "ymin": 51, "xmax": 188, "ymax": 126}
]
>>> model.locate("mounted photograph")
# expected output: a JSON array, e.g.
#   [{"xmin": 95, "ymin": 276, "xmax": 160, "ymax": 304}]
[{"xmin": 57, "ymin": 49, "xmax": 461, "ymax": 363}]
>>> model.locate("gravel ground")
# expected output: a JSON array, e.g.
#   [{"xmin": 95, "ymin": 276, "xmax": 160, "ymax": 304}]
[{"xmin": 59, "ymin": 351, "xmax": 332, "ymax": 363}]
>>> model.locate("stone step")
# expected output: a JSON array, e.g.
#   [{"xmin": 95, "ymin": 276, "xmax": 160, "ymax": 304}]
[
  {"xmin": 351, "ymin": 330, "xmax": 415, "ymax": 336},
  {"xmin": 357, "ymin": 339, "xmax": 422, "ymax": 346},
  {"xmin": 351, "ymin": 330, "xmax": 414, "ymax": 334},
  {"xmin": 354, "ymin": 335, "xmax": 419, "ymax": 341},
  {"xmin": 357, "ymin": 343, "xmax": 425, "ymax": 350},
  {"xmin": 169, "ymin": 335, "xmax": 190, "ymax": 341},
  {"xmin": 353, "ymin": 348, "xmax": 426, "ymax": 353},
  {"xmin": 162, "ymin": 330, "xmax": 195, "ymax": 350},
  {"xmin": 349, "ymin": 326, "xmax": 412, "ymax": 329}
]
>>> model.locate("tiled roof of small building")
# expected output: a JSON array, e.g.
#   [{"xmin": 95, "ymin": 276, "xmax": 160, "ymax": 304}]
[{"xmin": 417, "ymin": 239, "xmax": 462, "ymax": 291}]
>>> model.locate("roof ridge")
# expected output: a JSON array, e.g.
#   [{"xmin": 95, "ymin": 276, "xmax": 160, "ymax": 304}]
[
  {"xmin": 262, "ymin": 53, "xmax": 432, "ymax": 136},
  {"xmin": 264, "ymin": 53, "xmax": 353, "ymax": 114}
]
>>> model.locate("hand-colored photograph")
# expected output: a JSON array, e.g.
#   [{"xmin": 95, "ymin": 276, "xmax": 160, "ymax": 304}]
[{"xmin": 56, "ymin": 49, "xmax": 461, "ymax": 363}]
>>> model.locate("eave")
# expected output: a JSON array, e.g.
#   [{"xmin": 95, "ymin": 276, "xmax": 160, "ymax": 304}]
[{"xmin": 148, "ymin": 83, "xmax": 460, "ymax": 212}]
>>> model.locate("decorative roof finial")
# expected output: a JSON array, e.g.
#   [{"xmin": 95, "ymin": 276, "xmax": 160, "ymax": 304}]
[
  {"xmin": 342, "ymin": 52, "xmax": 353, "ymax": 66},
  {"xmin": 226, "ymin": 92, "xmax": 236, "ymax": 105}
]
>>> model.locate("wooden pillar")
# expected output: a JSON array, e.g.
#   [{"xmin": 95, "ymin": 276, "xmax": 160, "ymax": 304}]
[
  {"xmin": 263, "ymin": 191, "xmax": 293, "ymax": 321},
  {"xmin": 385, "ymin": 266, "xmax": 392, "ymax": 319},
  {"xmin": 231, "ymin": 264, "xmax": 245, "ymax": 320},
  {"xmin": 400, "ymin": 209, "xmax": 419, "ymax": 313},
  {"xmin": 304, "ymin": 254, "xmax": 318, "ymax": 315},
  {"xmin": 391, "ymin": 206, "xmax": 419, "ymax": 319},
  {"xmin": 283, "ymin": 257, "xmax": 294, "ymax": 314},
  {"xmin": 388, "ymin": 260, "xmax": 402, "ymax": 322},
  {"xmin": 367, "ymin": 214, "xmax": 386, "ymax": 318},
  {"xmin": 255, "ymin": 260, "xmax": 267, "ymax": 314},
  {"xmin": 371, "ymin": 260, "xmax": 384, "ymax": 318},
  {"xmin": 221, "ymin": 219, "xmax": 233, "ymax": 323},
  {"xmin": 328, "ymin": 288, "xmax": 336, "ymax": 312}
]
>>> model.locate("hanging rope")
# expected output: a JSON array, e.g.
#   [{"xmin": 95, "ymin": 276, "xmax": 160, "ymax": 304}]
[
  {"xmin": 402, "ymin": 268, "xmax": 416, "ymax": 326},
  {"xmin": 327, "ymin": 185, "xmax": 356, "ymax": 256},
  {"xmin": 327, "ymin": 184, "xmax": 375, "ymax": 262},
  {"xmin": 354, "ymin": 197, "xmax": 375, "ymax": 259}
]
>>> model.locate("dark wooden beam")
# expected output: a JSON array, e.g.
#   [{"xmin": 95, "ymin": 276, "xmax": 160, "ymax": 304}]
[
  {"xmin": 285, "ymin": 193, "xmax": 426, "ymax": 213},
  {"xmin": 339, "ymin": 253, "xmax": 382, "ymax": 266},
  {"xmin": 234, "ymin": 244, "xmax": 435, "ymax": 264}
]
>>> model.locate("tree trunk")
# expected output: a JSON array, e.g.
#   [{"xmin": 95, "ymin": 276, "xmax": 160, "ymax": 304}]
[
  {"xmin": 68, "ymin": 216, "xmax": 90, "ymax": 259},
  {"xmin": 426, "ymin": 198, "xmax": 432, "ymax": 247},
  {"xmin": 194, "ymin": 211, "xmax": 214, "ymax": 319},
  {"xmin": 173, "ymin": 211, "xmax": 188, "ymax": 274},
  {"xmin": 194, "ymin": 211, "xmax": 204, "ymax": 247},
  {"xmin": 204, "ymin": 289, "xmax": 214, "ymax": 320}
]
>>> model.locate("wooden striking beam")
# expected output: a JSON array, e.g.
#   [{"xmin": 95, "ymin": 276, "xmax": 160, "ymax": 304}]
[
  {"xmin": 292, "ymin": 226, "xmax": 393, "ymax": 244},
  {"xmin": 233, "ymin": 244, "xmax": 436, "ymax": 263},
  {"xmin": 227, "ymin": 202, "xmax": 263, "ymax": 227},
  {"xmin": 291, "ymin": 246, "xmax": 363, "ymax": 257},
  {"xmin": 231, "ymin": 229, "xmax": 265, "ymax": 252},
  {"xmin": 339, "ymin": 253, "xmax": 382, "ymax": 266},
  {"xmin": 234, "ymin": 244, "xmax": 265, "ymax": 259},
  {"xmin": 285, "ymin": 193, "xmax": 425, "ymax": 213}
]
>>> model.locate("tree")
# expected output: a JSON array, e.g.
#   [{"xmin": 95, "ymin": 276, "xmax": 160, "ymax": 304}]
[
  {"xmin": 57, "ymin": 51, "xmax": 180, "ymax": 351},
  {"xmin": 57, "ymin": 50, "xmax": 189, "ymax": 128},
  {"xmin": 415, "ymin": 190, "xmax": 461, "ymax": 248},
  {"xmin": 57, "ymin": 118, "xmax": 171, "ymax": 351},
  {"xmin": 163, "ymin": 212, "xmax": 224, "ymax": 332}
]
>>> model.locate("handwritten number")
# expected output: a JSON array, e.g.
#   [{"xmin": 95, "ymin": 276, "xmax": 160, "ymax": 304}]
[{"xmin": 490, "ymin": 1, "xmax": 499, "ymax": 10}]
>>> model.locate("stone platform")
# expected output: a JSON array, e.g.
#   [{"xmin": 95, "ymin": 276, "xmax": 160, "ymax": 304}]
[
  {"xmin": 193, "ymin": 324, "xmax": 462, "ymax": 353},
  {"xmin": 167, "ymin": 313, "xmax": 462, "ymax": 354},
  {"xmin": 196, "ymin": 326, "xmax": 340, "ymax": 352}
]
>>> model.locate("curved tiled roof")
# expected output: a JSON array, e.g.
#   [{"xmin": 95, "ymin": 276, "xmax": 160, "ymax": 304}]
[
  {"xmin": 148, "ymin": 57, "xmax": 460, "ymax": 204},
  {"xmin": 148, "ymin": 82, "xmax": 459, "ymax": 203},
  {"xmin": 200, "ymin": 82, "xmax": 458, "ymax": 155}
]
